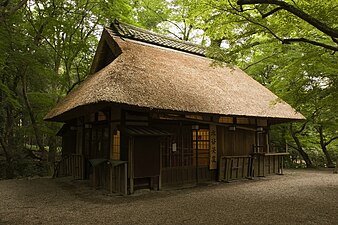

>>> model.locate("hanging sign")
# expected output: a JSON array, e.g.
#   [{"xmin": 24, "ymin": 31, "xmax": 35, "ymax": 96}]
[{"xmin": 209, "ymin": 125, "xmax": 217, "ymax": 170}]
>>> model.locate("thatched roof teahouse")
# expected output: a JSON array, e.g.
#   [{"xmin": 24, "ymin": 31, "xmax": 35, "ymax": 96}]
[{"xmin": 46, "ymin": 21, "xmax": 304, "ymax": 195}]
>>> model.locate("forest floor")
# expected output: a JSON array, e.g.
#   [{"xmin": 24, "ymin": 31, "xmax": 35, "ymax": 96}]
[{"xmin": 0, "ymin": 169, "xmax": 337, "ymax": 225}]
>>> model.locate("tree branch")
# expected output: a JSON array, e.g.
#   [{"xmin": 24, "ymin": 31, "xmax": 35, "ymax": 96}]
[
  {"xmin": 228, "ymin": 0, "xmax": 255, "ymax": 12},
  {"xmin": 325, "ymin": 136, "xmax": 338, "ymax": 146},
  {"xmin": 67, "ymin": 79, "xmax": 84, "ymax": 94},
  {"xmin": 243, "ymin": 51, "xmax": 281, "ymax": 70},
  {"xmin": 287, "ymin": 143, "xmax": 300, "ymax": 151},
  {"xmin": 0, "ymin": 0, "xmax": 28, "ymax": 21},
  {"xmin": 332, "ymin": 37, "xmax": 338, "ymax": 45},
  {"xmin": 291, "ymin": 121, "xmax": 307, "ymax": 134},
  {"xmin": 233, "ymin": 11, "xmax": 338, "ymax": 51},
  {"xmin": 235, "ymin": 12, "xmax": 284, "ymax": 42},
  {"xmin": 261, "ymin": 6, "xmax": 283, "ymax": 18},
  {"xmin": 283, "ymin": 38, "xmax": 338, "ymax": 52},
  {"xmin": 237, "ymin": 0, "xmax": 338, "ymax": 38},
  {"xmin": 24, "ymin": 147, "xmax": 43, "ymax": 161}
]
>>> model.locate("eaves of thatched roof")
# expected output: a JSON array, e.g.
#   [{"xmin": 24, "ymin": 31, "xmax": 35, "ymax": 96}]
[{"xmin": 44, "ymin": 21, "xmax": 304, "ymax": 122}]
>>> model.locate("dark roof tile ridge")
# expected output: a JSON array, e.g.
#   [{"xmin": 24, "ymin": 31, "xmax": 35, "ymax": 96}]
[{"xmin": 109, "ymin": 20, "xmax": 205, "ymax": 56}]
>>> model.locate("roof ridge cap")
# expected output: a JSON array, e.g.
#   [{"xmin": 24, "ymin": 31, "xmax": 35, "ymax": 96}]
[
  {"xmin": 114, "ymin": 20, "xmax": 204, "ymax": 49},
  {"xmin": 110, "ymin": 20, "xmax": 205, "ymax": 56}
]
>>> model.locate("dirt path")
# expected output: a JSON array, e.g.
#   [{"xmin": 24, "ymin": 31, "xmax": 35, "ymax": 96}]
[{"xmin": 0, "ymin": 169, "xmax": 337, "ymax": 225}]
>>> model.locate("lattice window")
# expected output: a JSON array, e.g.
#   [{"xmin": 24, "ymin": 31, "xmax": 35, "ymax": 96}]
[
  {"xmin": 192, "ymin": 129, "xmax": 210, "ymax": 166},
  {"xmin": 112, "ymin": 130, "xmax": 120, "ymax": 160}
]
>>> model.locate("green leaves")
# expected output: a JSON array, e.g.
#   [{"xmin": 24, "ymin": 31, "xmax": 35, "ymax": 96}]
[{"xmin": 0, "ymin": 0, "xmax": 135, "ymax": 176}]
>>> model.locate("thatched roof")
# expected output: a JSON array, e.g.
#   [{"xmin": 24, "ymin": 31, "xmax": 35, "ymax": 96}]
[{"xmin": 45, "ymin": 21, "xmax": 304, "ymax": 122}]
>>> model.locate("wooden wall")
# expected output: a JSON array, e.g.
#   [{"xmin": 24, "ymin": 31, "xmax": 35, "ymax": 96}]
[{"xmin": 217, "ymin": 126, "xmax": 256, "ymax": 157}]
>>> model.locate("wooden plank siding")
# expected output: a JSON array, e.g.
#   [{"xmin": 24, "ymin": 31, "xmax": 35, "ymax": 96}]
[
  {"xmin": 217, "ymin": 126, "xmax": 256, "ymax": 157},
  {"xmin": 161, "ymin": 166, "xmax": 216, "ymax": 187}
]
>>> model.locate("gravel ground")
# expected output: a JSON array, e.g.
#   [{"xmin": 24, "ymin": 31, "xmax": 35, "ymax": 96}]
[{"xmin": 0, "ymin": 169, "xmax": 337, "ymax": 225}]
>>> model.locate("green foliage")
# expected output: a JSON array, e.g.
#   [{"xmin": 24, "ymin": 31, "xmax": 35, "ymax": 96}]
[{"xmin": 0, "ymin": 0, "xmax": 134, "ymax": 178}]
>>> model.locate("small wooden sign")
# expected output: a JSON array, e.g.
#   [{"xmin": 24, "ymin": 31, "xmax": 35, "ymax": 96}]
[{"xmin": 209, "ymin": 125, "xmax": 217, "ymax": 170}]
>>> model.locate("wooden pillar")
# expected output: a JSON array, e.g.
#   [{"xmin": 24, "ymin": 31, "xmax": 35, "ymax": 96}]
[
  {"xmin": 218, "ymin": 157, "xmax": 223, "ymax": 182},
  {"xmin": 196, "ymin": 131, "xmax": 198, "ymax": 184},
  {"xmin": 76, "ymin": 119, "xmax": 83, "ymax": 155},
  {"xmin": 124, "ymin": 163, "xmax": 128, "ymax": 195},
  {"xmin": 128, "ymin": 137, "xmax": 134, "ymax": 194},
  {"xmin": 93, "ymin": 167, "xmax": 96, "ymax": 189},
  {"xmin": 109, "ymin": 108, "xmax": 114, "ymax": 194},
  {"xmin": 262, "ymin": 155, "xmax": 265, "ymax": 177},
  {"xmin": 159, "ymin": 137, "xmax": 162, "ymax": 191},
  {"xmin": 266, "ymin": 127, "xmax": 270, "ymax": 153},
  {"xmin": 109, "ymin": 165, "xmax": 113, "ymax": 194},
  {"xmin": 109, "ymin": 109, "xmax": 113, "ymax": 160},
  {"xmin": 75, "ymin": 119, "xmax": 84, "ymax": 179}
]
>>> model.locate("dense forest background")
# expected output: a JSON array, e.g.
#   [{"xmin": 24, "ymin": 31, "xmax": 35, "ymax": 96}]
[{"xmin": 0, "ymin": 0, "xmax": 337, "ymax": 178}]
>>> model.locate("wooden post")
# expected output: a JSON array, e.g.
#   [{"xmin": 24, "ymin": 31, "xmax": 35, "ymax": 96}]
[
  {"xmin": 280, "ymin": 156, "xmax": 284, "ymax": 175},
  {"xmin": 236, "ymin": 158, "xmax": 239, "ymax": 179},
  {"xmin": 195, "ymin": 130, "xmax": 199, "ymax": 184},
  {"xmin": 93, "ymin": 167, "xmax": 96, "ymax": 190},
  {"xmin": 128, "ymin": 138, "xmax": 134, "ymax": 194},
  {"xmin": 262, "ymin": 155, "xmax": 265, "ymax": 177},
  {"xmin": 277, "ymin": 156, "xmax": 284, "ymax": 175},
  {"xmin": 109, "ymin": 109, "xmax": 114, "ymax": 194},
  {"xmin": 218, "ymin": 157, "xmax": 223, "ymax": 182},
  {"xmin": 130, "ymin": 177, "xmax": 134, "ymax": 194},
  {"xmin": 249, "ymin": 156, "xmax": 252, "ymax": 178},
  {"xmin": 159, "ymin": 136, "xmax": 162, "ymax": 191},
  {"xmin": 118, "ymin": 165, "xmax": 121, "ymax": 193},
  {"xmin": 124, "ymin": 163, "xmax": 128, "ymax": 195},
  {"xmin": 241, "ymin": 157, "xmax": 245, "ymax": 178},
  {"xmin": 230, "ymin": 159, "xmax": 233, "ymax": 180},
  {"xmin": 109, "ymin": 165, "xmax": 113, "ymax": 194},
  {"xmin": 225, "ymin": 158, "xmax": 230, "ymax": 182},
  {"xmin": 266, "ymin": 127, "xmax": 270, "ymax": 153}
]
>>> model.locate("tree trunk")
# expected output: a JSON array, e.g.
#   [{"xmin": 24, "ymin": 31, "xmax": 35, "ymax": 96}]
[
  {"xmin": 21, "ymin": 72, "xmax": 46, "ymax": 160},
  {"xmin": 318, "ymin": 126, "xmax": 334, "ymax": 168},
  {"xmin": 0, "ymin": 108, "xmax": 16, "ymax": 179},
  {"xmin": 290, "ymin": 128, "xmax": 313, "ymax": 168},
  {"xmin": 0, "ymin": 138, "xmax": 14, "ymax": 179},
  {"xmin": 48, "ymin": 136, "xmax": 56, "ymax": 163},
  {"xmin": 48, "ymin": 136, "xmax": 57, "ymax": 177}
]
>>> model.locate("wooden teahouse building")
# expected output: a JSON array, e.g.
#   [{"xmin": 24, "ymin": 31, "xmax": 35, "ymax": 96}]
[{"xmin": 45, "ymin": 21, "xmax": 304, "ymax": 195}]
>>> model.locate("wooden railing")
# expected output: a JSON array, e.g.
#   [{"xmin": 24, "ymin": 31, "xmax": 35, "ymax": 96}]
[
  {"xmin": 56, "ymin": 154, "xmax": 84, "ymax": 179},
  {"xmin": 218, "ymin": 155, "xmax": 253, "ymax": 182},
  {"xmin": 252, "ymin": 152, "xmax": 288, "ymax": 177},
  {"xmin": 219, "ymin": 152, "xmax": 289, "ymax": 182},
  {"xmin": 90, "ymin": 159, "xmax": 128, "ymax": 195}
]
